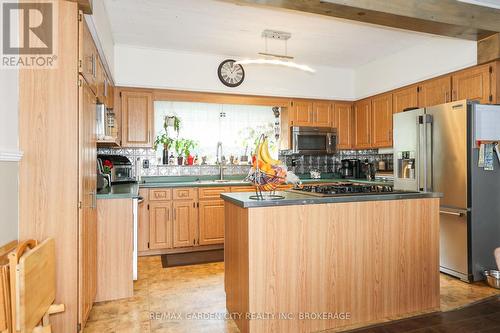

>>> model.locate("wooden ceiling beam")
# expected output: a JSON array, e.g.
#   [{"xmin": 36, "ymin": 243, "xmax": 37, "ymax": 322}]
[
  {"xmin": 67, "ymin": 0, "xmax": 92, "ymax": 14},
  {"xmin": 478, "ymin": 33, "xmax": 500, "ymax": 64},
  {"xmin": 222, "ymin": 0, "xmax": 500, "ymax": 40}
]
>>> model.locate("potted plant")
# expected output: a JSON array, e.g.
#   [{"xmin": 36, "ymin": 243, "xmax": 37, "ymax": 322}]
[
  {"xmin": 183, "ymin": 139, "xmax": 197, "ymax": 165},
  {"xmin": 174, "ymin": 138, "xmax": 186, "ymax": 165},
  {"xmin": 153, "ymin": 115, "xmax": 181, "ymax": 164},
  {"xmin": 153, "ymin": 134, "xmax": 174, "ymax": 164}
]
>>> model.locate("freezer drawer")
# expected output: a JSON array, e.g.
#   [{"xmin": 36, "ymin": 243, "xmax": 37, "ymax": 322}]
[{"xmin": 439, "ymin": 208, "xmax": 469, "ymax": 281}]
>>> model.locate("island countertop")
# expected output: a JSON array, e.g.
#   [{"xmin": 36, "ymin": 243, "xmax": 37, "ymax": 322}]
[{"xmin": 221, "ymin": 190, "xmax": 442, "ymax": 208}]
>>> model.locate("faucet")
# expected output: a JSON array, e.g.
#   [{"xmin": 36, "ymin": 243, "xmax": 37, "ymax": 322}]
[{"xmin": 216, "ymin": 142, "xmax": 226, "ymax": 181}]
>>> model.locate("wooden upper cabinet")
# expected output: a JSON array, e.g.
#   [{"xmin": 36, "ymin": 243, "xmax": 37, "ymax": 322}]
[
  {"xmin": 172, "ymin": 200, "xmax": 197, "ymax": 248},
  {"xmin": 418, "ymin": 76, "xmax": 452, "ymax": 107},
  {"xmin": 290, "ymin": 100, "xmax": 313, "ymax": 126},
  {"xmin": 452, "ymin": 63, "xmax": 493, "ymax": 104},
  {"xmin": 96, "ymin": 58, "xmax": 105, "ymax": 104},
  {"xmin": 371, "ymin": 93, "xmax": 393, "ymax": 148},
  {"xmin": 78, "ymin": 14, "xmax": 97, "ymax": 94},
  {"xmin": 106, "ymin": 79, "xmax": 114, "ymax": 109},
  {"xmin": 198, "ymin": 200, "xmax": 225, "ymax": 246},
  {"xmin": 311, "ymin": 101, "xmax": 333, "ymax": 127},
  {"xmin": 393, "ymin": 85, "xmax": 419, "ymax": 114},
  {"xmin": 149, "ymin": 201, "xmax": 173, "ymax": 250},
  {"xmin": 332, "ymin": 103, "xmax": 353, "ymax": 150},
  {"xmin": 121, "ymin": 91, "xmax": 153, "ymax": 147},
  {"xmin": 353, "ymin": 99, "xmax": 372, "ymax": 149}
]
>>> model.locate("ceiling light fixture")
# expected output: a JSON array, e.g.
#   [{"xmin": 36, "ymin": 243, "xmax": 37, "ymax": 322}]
[{"xmin": 234, "ymin": 30, "xmax": 316, "ymax": 73}]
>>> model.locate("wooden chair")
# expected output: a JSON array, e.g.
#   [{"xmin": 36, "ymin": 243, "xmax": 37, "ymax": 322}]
[{"xmin": 6, "ymin": 239, "xmax": 64, "ymax": 333}]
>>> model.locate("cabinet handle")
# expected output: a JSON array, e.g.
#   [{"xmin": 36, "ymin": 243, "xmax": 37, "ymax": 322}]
[
  {"xmin": 445, "ymin": 91, "xmax": 449, "ymax": 103},
  {"xmin": 452, "ymin": 90, "xmax": 457, "ymax": 101},
  {"xmin": 440, "ymin": 210, "xmax": 464, "ymax": 217},
  {"xmin": 173, "ymin": 208, "xmax": 176, "ymax": 220}
]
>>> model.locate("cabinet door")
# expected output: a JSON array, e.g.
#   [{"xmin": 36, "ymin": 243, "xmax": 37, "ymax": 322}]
[
  {"xmin": 312, "ymin": 102, "xmax": 333, "ymax": 127},
  {"xmin": 96, "ymin": 58, "xmax": 105, "ymax": 103},
  {"xmin": 290, "ymin": 100, "xmax": 313, "ymax": 126},
  {"xmin": 199, "ymin": 200, "xmax": 225, "ymax": 245},
  {"xmin": 173, "ymin": 200, "xmax": 197, "ymax": 248},
  {"xmin": 78, "ymin": 14, "xmax": 97, "ymax": 94},
  {"xmin": 137, "ymin": 188, "xmax": 149, "ymax": 252},
  {"xmin": 149, "ymin": 201, "xmax": 173, "ymax": 249},
  {"xmin": 418, "ymin": 76, "xmax": 452, "ymax": 107},
  {"xmin": 106, "ymin": 79, "xmax": 114, "ymax": 109},
  {"xmin": 452, "ymin": 64, "xmax": 492, "ymax": 103},
  {"xmin": 333, "ymin": 103, "xmax": 353, "ymax": 150},
  {"xmin": 121, "ymin": 91, "xmax": 153, "ymax": 147},
  {"xmin": 354, "ymin": 99, "xmax": 372, "ymax": 149},
  {"xmin": 78, "ymin": 78, "xmax": 97, "ymax": 326},
  {"xmin": 371, "ymin": 93, "xmax": 393, "ymax": 148},
  {"xmin": 393, "ymin": 85, "xmax": 419, "ymax": 114}
]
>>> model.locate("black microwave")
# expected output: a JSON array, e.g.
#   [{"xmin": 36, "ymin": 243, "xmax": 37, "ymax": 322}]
[{"xmin": 291, "ymin": 126, "xmax": 337, "ymax": 155}]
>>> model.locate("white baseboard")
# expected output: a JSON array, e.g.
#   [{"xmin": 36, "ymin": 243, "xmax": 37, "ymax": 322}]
[{"xmin": 0, "ymin": 150, "xmax": 23, "ymax": 162}]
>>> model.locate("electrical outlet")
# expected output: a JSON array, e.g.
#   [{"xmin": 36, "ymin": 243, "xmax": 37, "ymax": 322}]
[{"xmin": 142, "ymin": 159, "xmax": 150, "ymax": 169}]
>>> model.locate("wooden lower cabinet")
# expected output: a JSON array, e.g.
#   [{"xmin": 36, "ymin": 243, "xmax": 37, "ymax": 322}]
[
  {"xmin": 138, "ymin": 188, "xmax": 150, "ymax": 252},
  {"xmin": 173, "ymin": 200, "xmax": 197, "ymax": 248},
  {"xmin": 149, "ymin": 201, "xmax": 173, "ymax": 250},
  {"xmin": 198, "ymin": 200, "xmax": 226, "ymax": 246}
]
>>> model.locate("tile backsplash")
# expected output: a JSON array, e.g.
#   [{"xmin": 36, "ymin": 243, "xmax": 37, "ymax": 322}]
[
  {"xmin": 280, "ymin": 149, "xmax": 393, "ymax": 175},
  {"xmin": 97, "ymin": 147, "xmax": 251, "ymax": 177},
  {"xmin": 98, "ymin": 147, "xmax": 393, "ymax": 178}
]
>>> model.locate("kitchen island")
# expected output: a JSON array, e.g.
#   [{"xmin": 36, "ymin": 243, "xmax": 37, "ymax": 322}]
[{"xmin": 221, "ymin": 191, "xmax": 441, "ymax": 333}]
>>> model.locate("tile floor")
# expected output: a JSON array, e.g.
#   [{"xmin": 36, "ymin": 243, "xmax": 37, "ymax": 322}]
[{"xmin": 83, "ymin": 256, "xmax": 500, "ymax": 333}]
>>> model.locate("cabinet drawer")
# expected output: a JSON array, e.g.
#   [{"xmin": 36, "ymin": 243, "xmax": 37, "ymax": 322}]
[
  {"xmin": 230, "ymin": 186, "xmax": 254, "ymax": 193},
  {"xmin": 173, "ymin": 188, "xmax": 197, "ymax": 201},
  {"xmin": 199, "ymin": 187, "xmax": 231, "ymax": 200},
  {"xmin": 149, "ymin": 189, "xmax": 172, "ymax": 201}
]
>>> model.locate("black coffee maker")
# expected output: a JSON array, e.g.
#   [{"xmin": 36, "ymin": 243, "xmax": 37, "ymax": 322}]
[{"xmin": 341, "ymin": 159, "xmax": 361, "ymax": 179}]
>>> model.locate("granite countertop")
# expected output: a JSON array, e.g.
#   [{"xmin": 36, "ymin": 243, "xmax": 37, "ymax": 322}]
[
  {"xmin": 96, "ymin": 183, "xmax": 140, "ymax": 200},
  {"xmin": 138, "ymin": 175, "xmax": 393, "ymax": 188},
  {"xmin": 221, "ymin": 191, "xmax": 442, "ymax": 208},
  {"xmin": 97, "ymin": 175, "xmax": 394, "ymax": 199}
]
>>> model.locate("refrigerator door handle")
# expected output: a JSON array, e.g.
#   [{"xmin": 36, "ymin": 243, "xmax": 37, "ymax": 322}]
[
  {"xmin": 425, "ymin": 114, "xmax": 433, "ymax": 192},
  {"xmin": 439, "ymin": 210, "xmax": 464, "ymax": 217},
  {"xmin": 417, "ymin": 115, "xmax": 425, "ymax": 191}
]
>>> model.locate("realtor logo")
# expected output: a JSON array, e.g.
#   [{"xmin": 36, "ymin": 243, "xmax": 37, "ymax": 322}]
[{"xmin": 1, "ymin": 0, "xmax": 58, "ymax": 68}]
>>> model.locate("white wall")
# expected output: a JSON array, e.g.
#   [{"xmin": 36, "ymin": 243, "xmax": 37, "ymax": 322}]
[
  {"xmin": 355, "ymin": 37, "xmax": 477, "ymax": 99},
  {"xmin": 115, "ymin": 38, "xmax": 476, "ymax": 101},
  {"xmin": 86, "ymin": 0, "xmax": 115, "ymax": 77},
  {"xmin": 114, "ymin": 45, "xmax": 356, "ymax": 100},
  {"xmin": 0, "ymin": 68, "xmax": 20, "ymax": 245}
]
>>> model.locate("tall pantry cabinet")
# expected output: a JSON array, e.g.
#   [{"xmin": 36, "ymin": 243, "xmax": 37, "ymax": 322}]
[{"xmin": 19, "ymin": 2, "xmax": 98, "ymax": 332}]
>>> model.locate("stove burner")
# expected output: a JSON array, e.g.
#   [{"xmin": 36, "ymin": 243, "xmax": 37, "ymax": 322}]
[{"xmin": 294, "ymin": 182, "xmax": 395, "ymax": 196}]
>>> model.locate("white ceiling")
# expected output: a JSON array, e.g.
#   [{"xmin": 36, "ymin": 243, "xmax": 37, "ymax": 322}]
[{"xmin": 103, "ymin": 0, "xmax": 457, "ymax": 69}]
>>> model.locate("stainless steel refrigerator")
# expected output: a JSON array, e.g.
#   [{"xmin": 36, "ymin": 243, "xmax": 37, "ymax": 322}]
[{"xmin": 393, "ymin": 100, "xmax": 500, "ymax": 282}]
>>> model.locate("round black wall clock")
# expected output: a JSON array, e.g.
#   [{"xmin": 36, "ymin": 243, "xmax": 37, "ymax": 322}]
[{"xmin": 217, "ymin": 59, "xmax": 245, "ymax": 87}]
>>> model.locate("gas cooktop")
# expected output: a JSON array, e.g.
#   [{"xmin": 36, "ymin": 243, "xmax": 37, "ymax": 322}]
[{"xmin": 289, "ymin": 182, "xmax": 400, "ymax": 197}]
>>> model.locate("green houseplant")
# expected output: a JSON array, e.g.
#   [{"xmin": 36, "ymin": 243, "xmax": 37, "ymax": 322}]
[
  {"xmin": 183, "ymin": 139, "xmax": 197, "ymax": 165},
  {"xmin": 174, "ymin": 138, "xmax": 186, "ymax": 165},
  {"xmin": 153, "ymin": 115, "xmax": 181, "ymax": 164}
]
